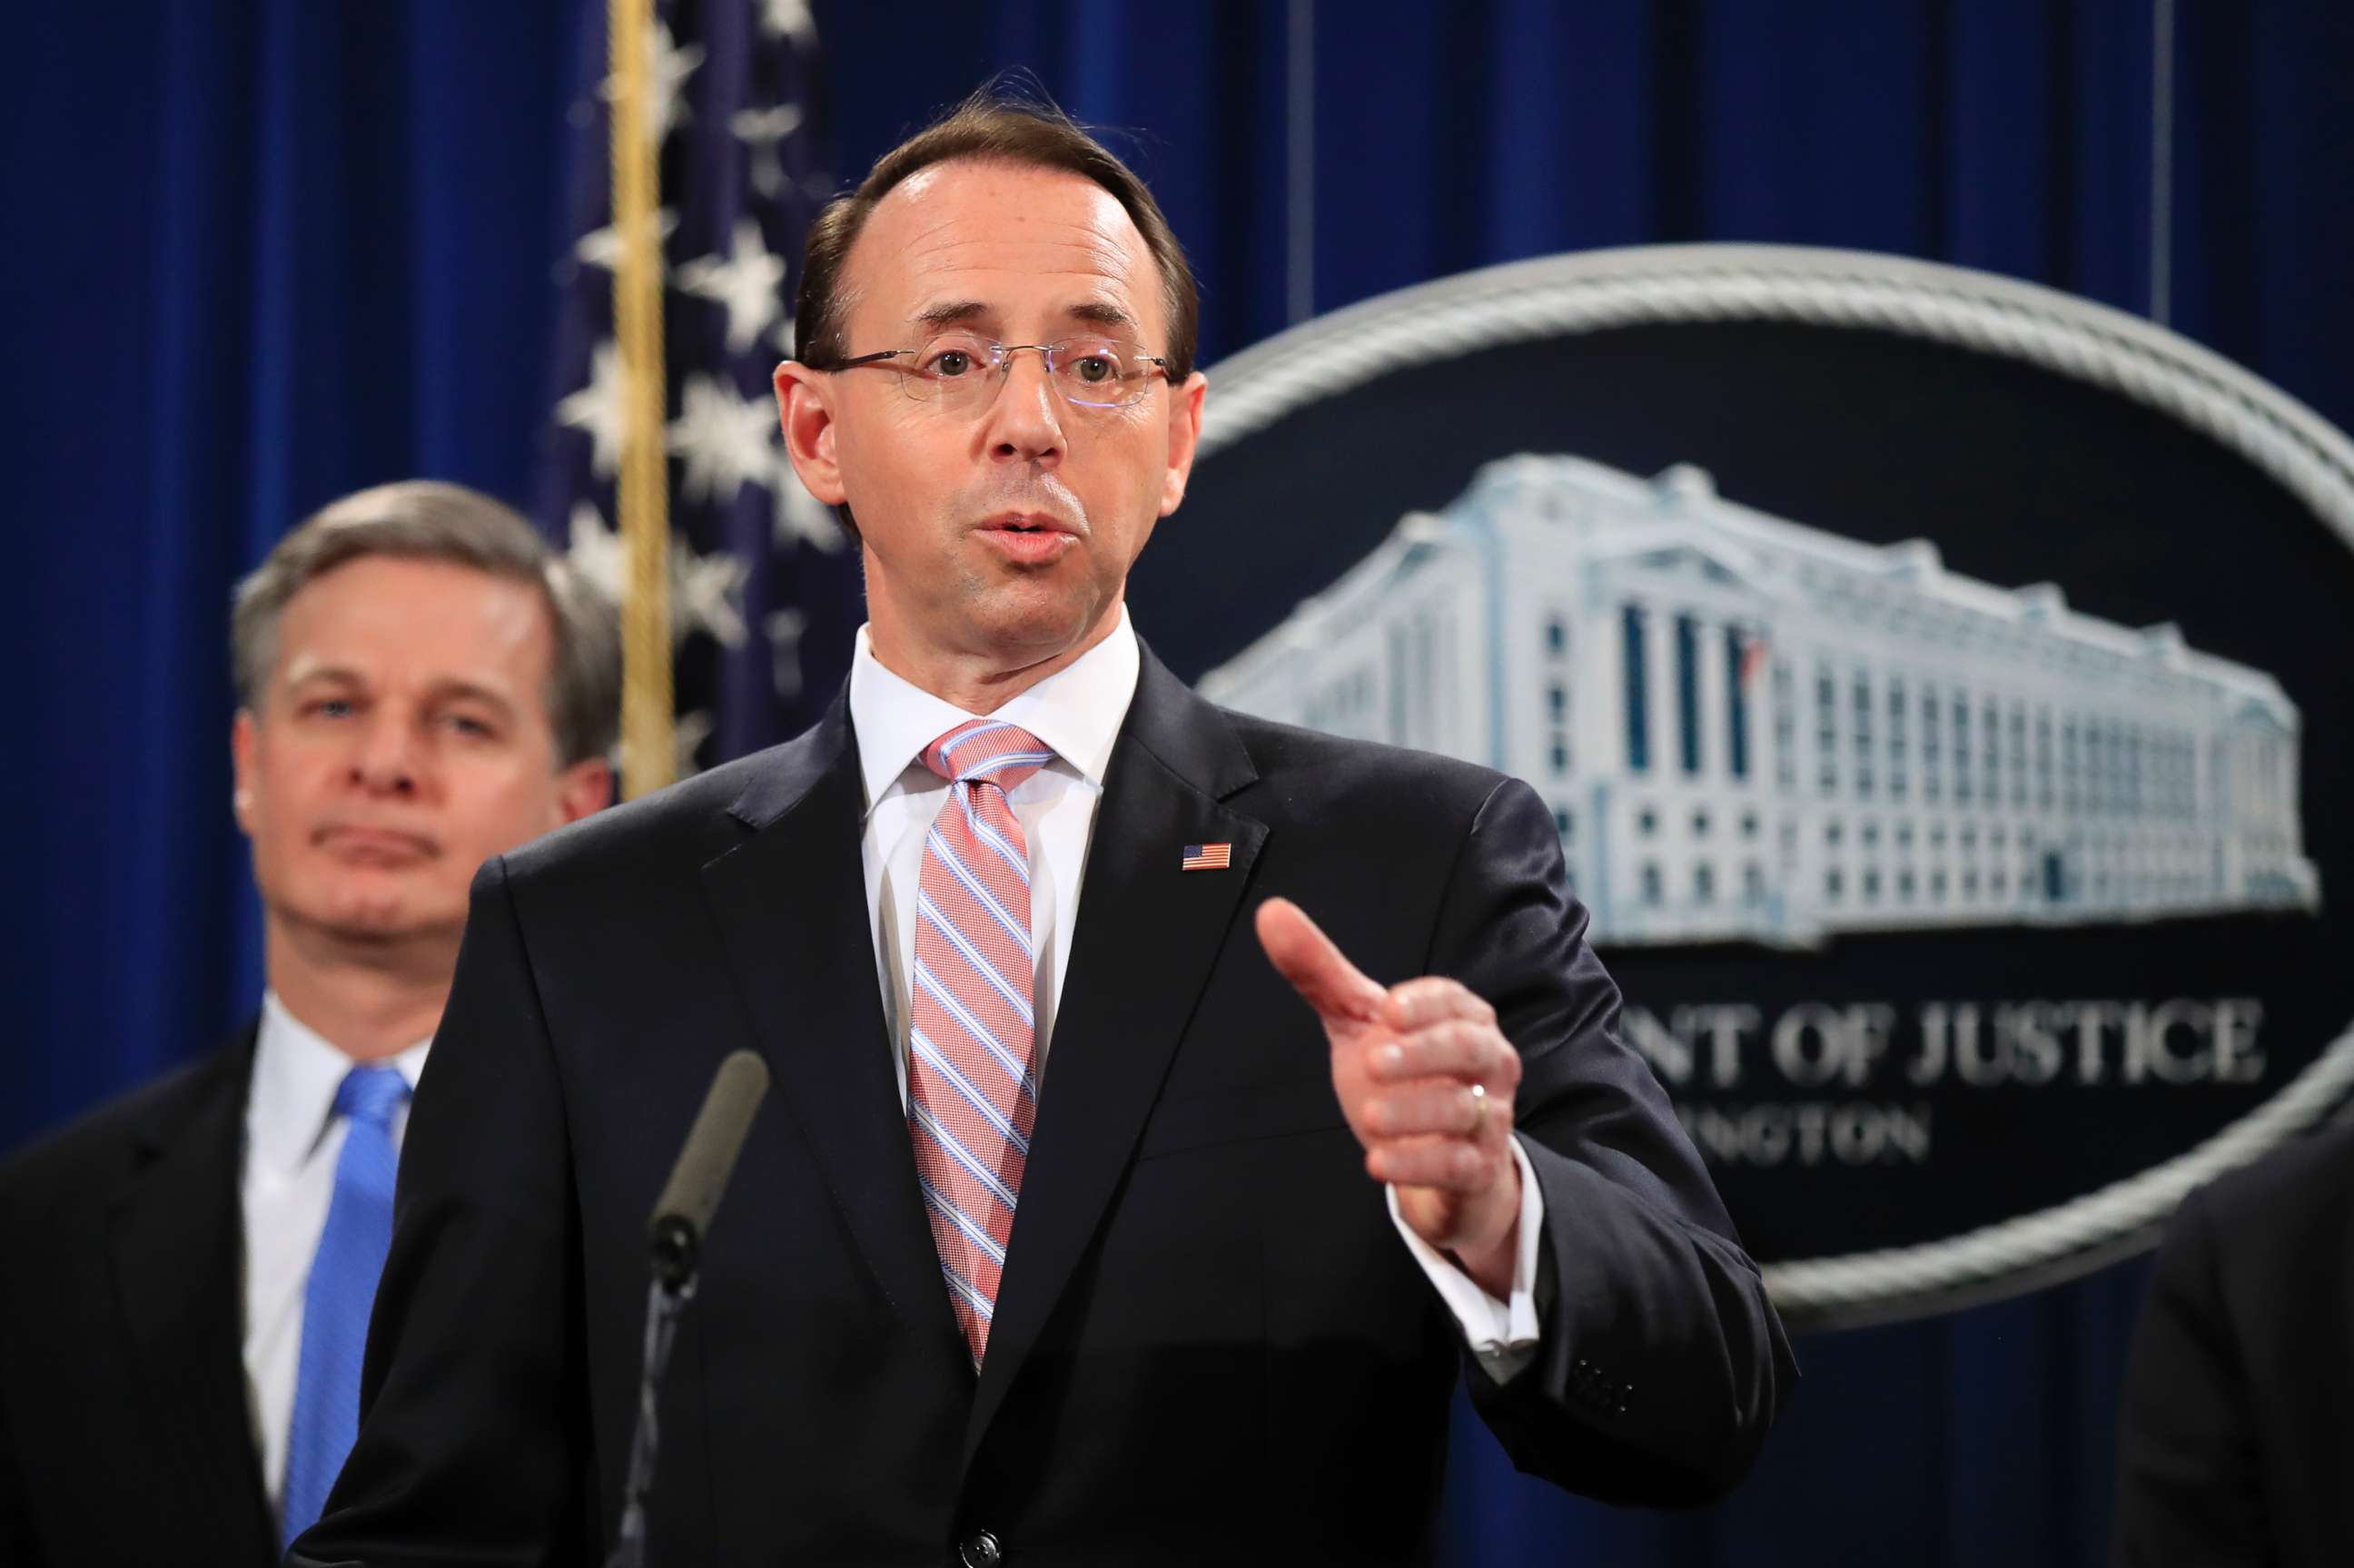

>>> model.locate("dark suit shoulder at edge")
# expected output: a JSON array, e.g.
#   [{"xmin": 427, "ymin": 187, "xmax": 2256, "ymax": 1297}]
[
  {"xmin": 498, "ymin": 741, "xmax": 793, "ymax": 884},
  {"xmin": 1214, "ymin": 705, "xmax": 1513, "ymax": 812},
  {"xmin": 0, "ymin": 1037, "xmax": 247, "ymax": 1214},
  {"xmin": 2185, "ymin": 1116, "xmax": 2354, "ymax": 1246}
]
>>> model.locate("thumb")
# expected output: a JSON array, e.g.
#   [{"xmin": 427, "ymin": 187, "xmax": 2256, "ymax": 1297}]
[{"xmin": 1254, "ymin": 898, "xmax": 1383, "ymax": 1025}]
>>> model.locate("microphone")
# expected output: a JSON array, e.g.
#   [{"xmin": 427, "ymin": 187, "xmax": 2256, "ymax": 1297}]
[
  {"xmin": 648, "ymin": 1049, "xmax": 772, "ymax": 1289},
  {"xmin": 607, "ymin": 1050, "xmax": 771, "ymax": 1568}
]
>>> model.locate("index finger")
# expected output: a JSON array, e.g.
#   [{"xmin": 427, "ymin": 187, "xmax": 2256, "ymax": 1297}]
[{"xmin": 1254, "ymin": 897, "xmax": 1384, "ymax": 1024}]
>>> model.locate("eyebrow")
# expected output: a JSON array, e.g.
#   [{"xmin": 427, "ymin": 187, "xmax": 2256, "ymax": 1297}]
[
  {"xmin": 427, "ymin": 681, "xmax": 520, "ymax": 718},
  {"xmin": 1063, "ymin": 301, "xmax": 1137, "ymax": 333},
  {"xmin": 286, "ymin": 667, "xmax": 520, "ymax": 718},
  {"xmin": 908, "ymin": 299, "xmax": 1140, "ymax": 336},
  {"xmin": 911, "ymin": 300, "xmax": 994, "ymax": 331}
]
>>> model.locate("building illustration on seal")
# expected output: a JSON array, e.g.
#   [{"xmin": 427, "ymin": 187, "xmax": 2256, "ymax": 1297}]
[{"xmin": 1201, "ymin": 455, "xmax": 2319, "ymax": 946}]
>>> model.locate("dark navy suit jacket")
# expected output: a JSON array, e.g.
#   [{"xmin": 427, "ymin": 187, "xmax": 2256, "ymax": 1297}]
[
  {"xmin": 2115, "ymin": 1119, "xmax": 2354, "ymax": 1567},
  {"xmin": 292, "ymin": 645, "xmax": 1794, "ymax": 1567},
  {"xmin": 0, "ymin": 1029, "xmax": 281, "ymax": 1567}
]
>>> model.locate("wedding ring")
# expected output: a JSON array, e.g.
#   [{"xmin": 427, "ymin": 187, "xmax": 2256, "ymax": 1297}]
[{"xmin": 1468, "ymin": 1081, "xmax": 1488, "ymax": 1131}]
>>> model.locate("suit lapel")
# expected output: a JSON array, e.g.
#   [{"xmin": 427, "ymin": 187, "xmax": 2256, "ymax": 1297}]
[
  {"xmin": 964, "ymin": 648, "xmax": 1268, "ymax": 1464},
  {"xmin": 107, "ymin": 1028, "xmax": 279, "ymax": 1555},
  {"xmin": 698, "ymin": 696, "xmax": 965, "ymax": 1361}
]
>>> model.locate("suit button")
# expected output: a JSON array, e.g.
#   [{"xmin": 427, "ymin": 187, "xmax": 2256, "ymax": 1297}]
[{"xmin": 961, "ymin": 1530, "xmax": 1003, "ymax": 1568}]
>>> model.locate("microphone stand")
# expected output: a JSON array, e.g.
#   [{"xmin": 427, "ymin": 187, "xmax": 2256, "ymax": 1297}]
[
  {"xmin": 601, "ymin": 1048, "xmax": 768, "ymax": 1568},
  {"xmin": 603, "ymin": 1272, "xmax": 696, "ymax": 1568}
]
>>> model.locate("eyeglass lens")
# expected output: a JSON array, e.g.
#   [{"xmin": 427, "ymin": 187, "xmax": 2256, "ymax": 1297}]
[{"xmin": 904, "ymin": 331, "xmax": 1161, "ymax": 409}]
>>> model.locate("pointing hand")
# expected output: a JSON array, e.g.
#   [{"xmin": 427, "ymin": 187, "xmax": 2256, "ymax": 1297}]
[{"xmin": 1254, "ymin": 897, "xmax": 1522, "ymax": 1294}]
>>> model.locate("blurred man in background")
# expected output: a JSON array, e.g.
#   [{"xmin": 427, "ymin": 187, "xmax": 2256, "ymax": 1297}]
[
  {"xmin": 0, "ymin": 481, "xmax": 617, "ymax": 1566},
  {"xmin": 2113, "ymin": 1118, "xmax": 2354, "ymax": 1566}
]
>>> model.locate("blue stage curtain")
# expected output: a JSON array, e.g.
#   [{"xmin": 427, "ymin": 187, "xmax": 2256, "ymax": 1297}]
[
  {"xmin": 1, "ymin": 0, "xmax": 593, "ymax": 1139},
  {"xmin": 5, "ymin": 3, "xmax": 2349, "ymax": 1563}
]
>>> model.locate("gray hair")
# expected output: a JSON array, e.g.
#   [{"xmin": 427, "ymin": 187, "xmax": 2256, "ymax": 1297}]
[{"xmin": 231, "ymin": 480, "xmax": 621, "ymax": 768}]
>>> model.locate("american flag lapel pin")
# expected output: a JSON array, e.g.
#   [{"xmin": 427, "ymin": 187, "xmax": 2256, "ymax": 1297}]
[{"xmin": 1181, "ymin": 843, "xmax": 1233, "ymax": 872}]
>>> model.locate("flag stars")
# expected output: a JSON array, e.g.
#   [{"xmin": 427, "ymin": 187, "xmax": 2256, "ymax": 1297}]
[
  {"xmin": 678, "ymin": 219, "xmax": 787, "ymax": 354},
  {"xmin": 573, "ymin": 208, "xmax": 678, "ymax": 277},
  {"xmin": 566, "ymin": 502, "xmax": 626, "ymax": 598},
  {"xmin": 759, "ymin": 0, "xmax": 817, "ymax": 45},
  {"xmin": 566, "ymin": 499, "xmax": 751, "ymax": 650},
  {"xmin": 668, "ymin": 374, "xmax": 782, "ymax": 507},
  {"xmin": 674, "ymin": 542, "xmax": 750, "ymax": 648},
  {"xmin": 557, "ymin": 341, "xmax": 632, "ymax": 478},
  {"xmin": 602, "ymin": 18, "xmax": 705, "ymax": 146},
  {"xmin": 672, "ymin": 708, "xmax": 717, "ymax": 779},
  {"xmin": 730, "ymin": 104, "xmax": 806, "ymax": 200},
  {"xmin": 554, "ymin": 6, "xmax": 842, "ymax": 764}
]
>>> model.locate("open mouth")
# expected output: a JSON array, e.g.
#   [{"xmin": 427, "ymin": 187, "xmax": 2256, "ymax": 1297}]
[
  {"xmin": 977, "ymin": 513, "xmax": 1080, "ymax": 562},
  {"xmin": 983, "ymin": 510, "xmax": 1076, "ymax": 536}
]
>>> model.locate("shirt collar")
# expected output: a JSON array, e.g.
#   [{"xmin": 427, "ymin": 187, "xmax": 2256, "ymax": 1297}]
[
  {"xmin": 246, "ymin": 991, "xmax": 433, "ymax": 1175},
  {"xmin": 846, "ymin": 605, "xmax": 1142, "ymax": 816}
]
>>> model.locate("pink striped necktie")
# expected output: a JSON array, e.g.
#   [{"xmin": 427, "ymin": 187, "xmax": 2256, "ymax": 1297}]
[{"xmin": 905, "ymin": 717, "xmax": 1055, "ymax": 1367}]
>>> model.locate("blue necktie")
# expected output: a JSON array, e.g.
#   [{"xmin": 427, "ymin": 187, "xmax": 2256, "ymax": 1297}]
[{"xmin": 280, "ymin": 1064, "xmax": 410, "ymax": 1550}]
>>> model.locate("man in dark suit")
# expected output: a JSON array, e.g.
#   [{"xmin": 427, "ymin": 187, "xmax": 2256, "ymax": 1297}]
[
  {"xmin": 2113, "ymin": 1118, "xmax": 2354, "ymax": 1566},
  {"xmin": 0, "ymin": 483, "xmax": 615, "ymax": 1566},
  {"xmin": 293, "ymin": 94, "xmax": 1794, "ymax": 1567}
]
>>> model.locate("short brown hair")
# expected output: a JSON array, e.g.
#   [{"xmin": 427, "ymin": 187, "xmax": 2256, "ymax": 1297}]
[
  {"xmin": 795, "ymin": 87, "xmax": 1200, "ymax": 381},
  {"xmin": 231, "ymin": 480, "xmax": 621, "ymax": 768}
]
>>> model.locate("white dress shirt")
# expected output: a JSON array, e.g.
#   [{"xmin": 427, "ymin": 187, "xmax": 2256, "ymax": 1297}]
[
  {"xmin": 240, "ymin": 991, "xmax": 431, "ymax": 1508},
  {"xmin": 848, "ymin": 608, "xmax": 1544, "ymax": 1380}
]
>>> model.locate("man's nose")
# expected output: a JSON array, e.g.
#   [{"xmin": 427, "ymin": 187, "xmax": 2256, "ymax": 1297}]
[
  {"xmin": 348, "ymin": 715, "xmax": 422, "ymax": 795},
  {"xmin": 982, "ymin": 348, "xmax": 1066, "ymax": 466}
]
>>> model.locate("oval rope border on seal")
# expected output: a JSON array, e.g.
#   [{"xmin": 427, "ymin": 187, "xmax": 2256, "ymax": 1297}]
[{"xmin": 1192, "ymin": 243, "xmax": 2354, "ymax": 1329}]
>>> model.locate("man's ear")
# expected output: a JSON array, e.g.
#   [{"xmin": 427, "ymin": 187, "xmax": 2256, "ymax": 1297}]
[
  {"xmin": 1159, "ymin": 370, "xmax": 1209, "ymax": 518},
  {"xmin": 553, "ymin": 755, "xmax": 615, "ymax": 823},
  {"xmin": 231, "ymin": 709, "xmax": 259, "ymax": 836},
  {"xmin": 774, "ymin": 361, "xmax": 849, "ymax": 506}
]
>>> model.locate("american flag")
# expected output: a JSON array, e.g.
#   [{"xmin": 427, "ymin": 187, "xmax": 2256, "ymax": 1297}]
[
  {"xmin": 1181, "ymin": 843, "xmax": 1233, "ymax": 872},
  {"xmin": 540, "ymin": 0, "xmax": 858, "ymax": 777},
  {"xmin": 1738, "ymin": 626, "xmax": 1771, "ymax": 686}
]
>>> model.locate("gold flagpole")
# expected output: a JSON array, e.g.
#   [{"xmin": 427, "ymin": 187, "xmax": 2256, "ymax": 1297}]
[{"xmin": 609, "ymin": 0, "xmax": 674, "ymax": 798}]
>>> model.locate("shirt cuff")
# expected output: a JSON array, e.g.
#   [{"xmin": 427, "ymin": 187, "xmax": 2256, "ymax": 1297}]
[{"xmin": 1385, "ymin": 1134, "xmax": 1546, "ymax": 1385}]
